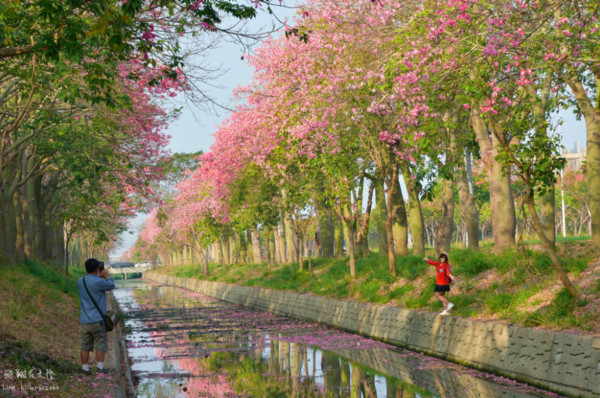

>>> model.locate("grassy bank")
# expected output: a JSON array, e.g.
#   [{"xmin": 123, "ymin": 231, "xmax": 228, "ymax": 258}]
[
  {"xmin": 156, "ymin": 239, "xmax": 600, "ymax": 333},
  {"xmin": 0, "ymin": 261, "xmax": 121, "ymax": 397}
]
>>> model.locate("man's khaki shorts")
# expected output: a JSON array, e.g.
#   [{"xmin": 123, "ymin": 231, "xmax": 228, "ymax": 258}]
[{"xmin": 81, "ymin": 322, "xmax": 108, "ymax": 352}]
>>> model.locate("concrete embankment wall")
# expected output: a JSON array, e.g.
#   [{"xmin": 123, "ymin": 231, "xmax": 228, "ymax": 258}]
[{"xmin": 146, "ymin": 272, "xmax": 600, "ymax": 398}]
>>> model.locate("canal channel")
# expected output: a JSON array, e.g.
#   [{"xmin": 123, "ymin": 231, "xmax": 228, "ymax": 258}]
[{"xmin": 113, "ymin": 279, "xmax": 566, "ymax": 398}]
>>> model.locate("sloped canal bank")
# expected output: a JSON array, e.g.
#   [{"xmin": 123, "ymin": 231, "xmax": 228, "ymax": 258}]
[{"xmin": 113, "ymin": 280, "xmax": 566, "ymax": 398}]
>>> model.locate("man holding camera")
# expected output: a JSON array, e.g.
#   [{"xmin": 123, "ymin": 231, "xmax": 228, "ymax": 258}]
[{"xmin": 78, "ymin": 258, "xmax": 115, "ymax": 374}]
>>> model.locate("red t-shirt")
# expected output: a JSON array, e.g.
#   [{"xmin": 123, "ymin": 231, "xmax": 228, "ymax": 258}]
[{"xmin": 427, "ymin": 259, "xmax": 451, "ymax": 285}]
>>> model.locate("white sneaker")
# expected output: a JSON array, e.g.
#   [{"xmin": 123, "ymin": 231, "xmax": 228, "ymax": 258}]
[
  {"xmin": 446, "ymin": 302, "xmax": 454, "ymax": 312},
  {"xmin": 439, "ymin": 310, "xmax": 449, "ymax": 315}
]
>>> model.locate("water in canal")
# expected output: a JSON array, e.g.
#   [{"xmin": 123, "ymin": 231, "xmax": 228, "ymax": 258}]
[{"xmin": 113, "ymin": 280, "xmax": 565, "ymax": 398}]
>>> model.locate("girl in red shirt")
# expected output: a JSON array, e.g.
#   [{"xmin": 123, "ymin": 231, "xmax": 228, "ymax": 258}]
[{"xmin": 423, "ymin": 253, "xmax": 455, "ymax": 315}]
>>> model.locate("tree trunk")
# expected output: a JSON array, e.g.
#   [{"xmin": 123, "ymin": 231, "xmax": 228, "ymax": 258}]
[
  {"xmin": 315, "ymin": 197, "xmax": 335, "ymax": 257},
  {"xmin": 33, "ymin": 176, "xmax": 44, "ymax": 260},
  {"xmin": 21, "ymin": 183, "xmax": 32, "ymax": 259},
  {"xmin": 276, "ymin": 224, "xmax": 285, "ymax": 264},
  {"xmin": 525, "ymin": 188, "xmax": 577, "ymax": 297},
  {"xmin": 392, "ymin": 177, "xmax": 408, "ymax": 255},
  {"xmin": 342, "ymin": 207, "xmax": 356, "ymax": 278},
  {"xmin": 284, "ymin": 212, "xmax": 297, "ymax": 263},
  {"xmin": 268, "ymin": 228, "xmax": 276, "ymax": 268},
  {"xmin": 246, "ymin": 232, "xmax": 254, "ymax": 263},
  {"xmin": 384, "ymin": 171, "xmax": 399, "ymax": 276},
  {"xmin": 231, "ymin": 235, "xmax": 240, "ymax": 263},
  {"xmin": 1, "ymin": 163, "xmax": 18, "ymax": 263},
  {"xmin": 0, "ymin": 203, "xmax": 6, "ymax": 264},
  {"xmin": 223, "ymin": 235, "xmax": 231, "ymax": 265},
  {"xmin": 470, "ymin": 103, "xmax": 515, "ymax": 252},
  {"xmin": 401, "ymin": 165, "xmax": 425, "ymax": 255},
  {"xmin": 540, "ymin": 187, "xmax": 556, "ymax": 248},
  {"xmin": 55, "ymin": 225, "xmax": 65, "ymax": 265},
  {"xmin": 435, "ymin": 178, "xmax": 455, "ymax": 255},
  {"xmin": 456, "ymin": 151, "xmax": 480, "ymax": 250},
  {"xmin": 375, "ymin": 178, "xmax": 388, "ymax": 256},
  {"xmin": 561, "ymin": 76, "xmax": 600, "ymax": 248},
  {"xmin": 14, "ymin": 186, "xmax": 25, "ymax": 263},
  {"xmin": 490, "ymin": 129, "xmax": 516, "ymax": 252},
  {"xmin": 213, "ymin": 241, "xmax": 222, "ymax": 265},
  {"xmin": 297, "ymin": 236, "xmax": 304, "ymax": 271},
  {"xmin": 64, "ymin": 233, "xmax": 71, "ymax": 276},
  {"xmin": 251, "ymin": 229, "xmax": 262, "ymax": 264},
  {"xmin": 334, "ymin": 216, "xmax": 344, "ymax": 258},
  {"xmin": 356, "ymin": 181, "xmax": 374, "ymax": 258},
  {"xmin": 239, "ymin": 232, "xmax": 248, "ymax": 263},
  {"xmin": 585, "ymin": 116, "xmax": 600, "ymax": 248}
]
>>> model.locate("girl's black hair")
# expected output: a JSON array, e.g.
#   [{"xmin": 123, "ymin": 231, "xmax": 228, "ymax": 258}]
[{"xmin": 439, "ymin": 253, "xmax": 449, "ymax": 263}]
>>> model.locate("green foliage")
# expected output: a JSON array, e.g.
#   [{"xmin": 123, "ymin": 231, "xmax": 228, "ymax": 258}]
[
  {"xmin": 24, "ymin": 259, "xmax": 80, "ymax": 299},
  {"xmin": 404, "ymin": 280, "xmax": 436, "ymax": 309},
  {"xmin": 546, "ymin": 289, "xmax": 577, "ymax": 324},
  {"xmin": 451, "ymin": 249, "xmax": 495, "ymax": 277},
  {"xmin": 389, "ymin": 284, "xmax": 415, "ymax": 300},
  {"xmin": 485, "ymin": 293, "xmax": 513, "ymax": 313},
  {"xmin": 357, "ymin": 280, "xmax": 385, "ymax": 303},
  {"xmin": 396, "ymin": 256, "xmax": 429, "ymax": 280},
  {"xmin": 156, "ymin": 241, "xmax": 597, "ymax": 331}
]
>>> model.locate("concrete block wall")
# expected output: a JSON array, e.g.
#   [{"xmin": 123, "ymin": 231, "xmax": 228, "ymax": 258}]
[{"xmin": 146, "ymin": 273, "xmax": 600, "ymax": 398}]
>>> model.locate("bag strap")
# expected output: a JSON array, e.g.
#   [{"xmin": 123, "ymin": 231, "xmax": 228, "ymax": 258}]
[{"xmin": 82, "ymin": 276, "xmax": 105, "ymax": 321}]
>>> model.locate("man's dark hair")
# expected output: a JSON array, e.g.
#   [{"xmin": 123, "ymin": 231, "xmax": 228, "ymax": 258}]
[
  {"xmin": 85, "ymin": 258, "xmax": 100, "ymax": 274},
  {"xmin": 439, "ymin": 253, "xmax": 449, "ymax": 263}
]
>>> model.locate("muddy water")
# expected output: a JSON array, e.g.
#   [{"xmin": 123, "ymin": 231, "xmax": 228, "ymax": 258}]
[{"xmin": 113, "ymin": 280, "xmax": 565, "ymax": 398}]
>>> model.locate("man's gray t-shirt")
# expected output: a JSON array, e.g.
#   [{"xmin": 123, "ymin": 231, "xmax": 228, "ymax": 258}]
[{"xmin": 78, "ymin": 274, "xmax": 115, "ymax": 324}]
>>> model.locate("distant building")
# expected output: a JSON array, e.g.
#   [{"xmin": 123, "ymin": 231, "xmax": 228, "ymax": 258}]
[{"xmin": 562, "ymin": 150, "xmax": 586, "ymax": 172}]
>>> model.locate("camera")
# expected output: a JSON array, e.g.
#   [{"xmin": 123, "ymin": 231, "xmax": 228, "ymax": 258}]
[{"xmin": 98, "ymin": 261, "xmax": 105, "ymax": 273}]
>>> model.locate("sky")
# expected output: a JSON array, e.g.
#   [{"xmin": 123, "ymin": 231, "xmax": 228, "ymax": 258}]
[{"xmin": 109, "ymin": 2, "xmax": 588, "ymax": 259}]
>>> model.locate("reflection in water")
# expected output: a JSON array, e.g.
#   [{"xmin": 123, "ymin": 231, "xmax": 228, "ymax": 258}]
[{"xmin": 114, "ymin": 280, "xmax": 564, "ymax": 398}]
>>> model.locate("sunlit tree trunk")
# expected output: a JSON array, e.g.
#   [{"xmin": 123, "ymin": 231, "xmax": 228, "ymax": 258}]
[
  {"xmin": 392, "ymin": 177, "xmax": 408, "ymax": 255},
  {"xmin": 541, "ymin": 188, "xmax": 556, "ymax": 247},
  {"xmin": 456, "ymin": 151, "xmax": 479, "ymax": 250},
  {"xmin": 341, "ymin": 204, "xmax": 356, "ymax": 278},
  {"xmin": 401, "ymin": 164, "xmax": 425, "ymax": 255},
  {"xmin": 383, "ymin": 168, "xmax": 400, "ymax": 276},
  {"xmin": 470, "ymin": 102, "xmax": 516, "ymax": 252},
  {"xmin": 562, "ymin": 75, "xmax": 600, "ymax": 248},
  {"xmin": 284, "ymin": 212, "xmax": 297, "ymax": 263},
  {"xmin": 375, "ymin": 178, "xmax": 388, "ymax": 256},
  {"xmin": 435, "ymin": 178, "xmax": 455, "ymax": 255},
  {"xmin": 356, "ymin": 181, "xmax": 374, "ymax": 258},
  {"xmin": 251, "ymin": 229, "xmax": 261, "ymax": 264},
  {"xmin": 275, "ymin": 224, "xmax": 285, "ymax": 264},
  {"xmin": 350, "ymin": 363, "xmax": 363, "ymax": 398}
]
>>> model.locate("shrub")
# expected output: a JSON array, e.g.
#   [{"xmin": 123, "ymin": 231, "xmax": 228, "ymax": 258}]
[
  {"xmin": 396, "ymin": 256, "xmax": 429, "ymax": 280},
  {"xmin": 388, "ymin": 284, "xmax": 415, "ymax": 300},
  {"xmin": 451, "ymin": 249, "xmax": 494, "ymax": 277},
  {"xmin": 485, "ymin": 293, "xmax": 513, "ymax": 314}
]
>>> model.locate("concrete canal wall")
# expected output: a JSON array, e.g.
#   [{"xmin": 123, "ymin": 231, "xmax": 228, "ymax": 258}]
[{"xmin": 146, "ymin": 272, "xmax": 600, "ymax": 398}]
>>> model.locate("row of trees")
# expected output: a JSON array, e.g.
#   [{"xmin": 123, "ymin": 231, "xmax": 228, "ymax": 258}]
[
  {"xmin": 133, "ymin": 0, "xmax": 598, "ymax": 297},
  {"xmin": 0, "ymin": 0, "xmax": 284, "ymax": 272},
  {"xmin": 130, "ymin": 164, "xmax": 590, "ymax": 268}
]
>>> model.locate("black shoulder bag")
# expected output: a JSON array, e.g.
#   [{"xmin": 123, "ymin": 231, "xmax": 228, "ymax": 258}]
[{"xmin": 82, "ymin": 277, "xmax": 118, "ymax": 332}]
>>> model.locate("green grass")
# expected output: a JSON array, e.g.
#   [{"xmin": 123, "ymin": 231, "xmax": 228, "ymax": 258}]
[
  {"xmin": 23, "ymin": 260, "xmax": 83, "ymax": 299},
  {"xmin": 155, "ymin": 241, "xmax": 598, "ymax": 331}
]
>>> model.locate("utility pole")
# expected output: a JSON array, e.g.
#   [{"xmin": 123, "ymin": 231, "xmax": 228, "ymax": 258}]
[{"xmin": 560, "ymin": 168, "xmax": 567, "ymax": 237}]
